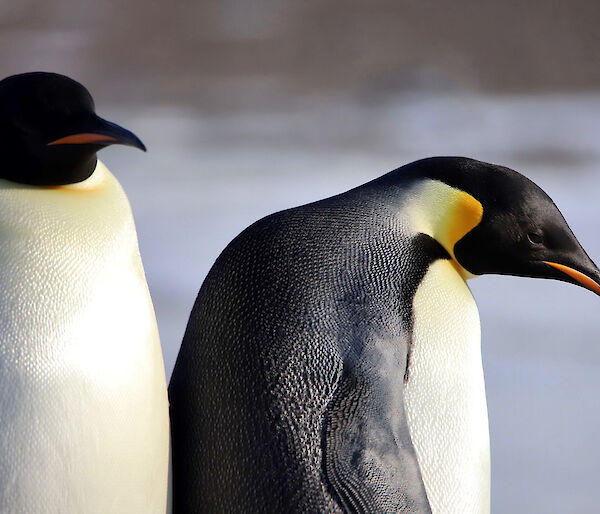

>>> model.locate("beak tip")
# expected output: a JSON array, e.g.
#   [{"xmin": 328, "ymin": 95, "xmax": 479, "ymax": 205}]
[
  {"xmin": 545, "ymin": 260, "xmax": 600, "ymax": 296},
  {"xmin": 96, "ymin": 117, "xmax": 146, "ymax": 153},
  {"xmin": 129, "ymin": 137, "xmax": 146, "ymax": 152}
]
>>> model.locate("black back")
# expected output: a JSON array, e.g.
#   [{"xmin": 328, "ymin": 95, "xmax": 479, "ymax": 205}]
[{"xmin": 169, "ymin": 168, "xmax": 449, "ymax": 513}]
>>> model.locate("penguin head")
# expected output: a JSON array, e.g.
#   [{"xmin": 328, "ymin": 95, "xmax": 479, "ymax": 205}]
[
  {"xmin": 410, "ymin": 157, "xmax": 600, "ymax": 295},
  {"xmin": 0, "ymin": 72, "xmax": 145, "ymax": 186}
]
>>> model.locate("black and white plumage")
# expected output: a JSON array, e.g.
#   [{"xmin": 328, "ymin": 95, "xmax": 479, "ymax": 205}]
[{"xmin": 169, "ymin": 157, "xmax": 599, "ymax": 513}]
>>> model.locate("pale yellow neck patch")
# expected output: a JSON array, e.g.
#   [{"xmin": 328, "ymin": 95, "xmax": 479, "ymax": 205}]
[{"xmin": 406, "ymin": 180, "xmax": 483, "ymax": 279}]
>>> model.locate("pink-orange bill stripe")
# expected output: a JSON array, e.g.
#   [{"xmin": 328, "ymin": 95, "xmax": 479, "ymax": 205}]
[
  {"xmin": 545, "ymin": 261, "xmax": 600, "ymax": 295},
  {"xmin": 48, "ymin": 133, "xmax": 117, "ymax": 145}
]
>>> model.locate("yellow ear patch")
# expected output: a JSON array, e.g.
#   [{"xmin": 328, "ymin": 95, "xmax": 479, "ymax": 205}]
[
  {"xmin": 406, "ymin": 180, "xmax": 483, "ymax": 278},
  {"xmin": 442, "ymin": 190, "xmax": 483, "ymax": 259}
]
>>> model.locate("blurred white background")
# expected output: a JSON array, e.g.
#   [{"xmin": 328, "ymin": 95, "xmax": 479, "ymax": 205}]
[{"xmin": 1, "ymin": 1, "xmax": 599, "ymax": 511}]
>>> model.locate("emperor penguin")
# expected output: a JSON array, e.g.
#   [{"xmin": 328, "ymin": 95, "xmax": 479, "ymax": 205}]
[
  {"xmin": 0, "ymin": 72, "xmax": 170, "ymax": 513},
  {"xmin": 169, "ymin": 156, "xmax": 599, "ymax": 513}
]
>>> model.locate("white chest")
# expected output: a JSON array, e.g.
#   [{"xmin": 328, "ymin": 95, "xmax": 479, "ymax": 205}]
[
  {"xmin": 404, "ymin": 259, "xmax": 490, "ymax": 514},
  {"xmin": 0, "ymin": 162, "xmax": 170, "ymax": 513}
]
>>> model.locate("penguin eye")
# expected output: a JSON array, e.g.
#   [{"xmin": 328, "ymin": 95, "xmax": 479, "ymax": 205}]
[{"xmin": 527, "ymin": 232, "xmax": 544, "ymax": 245}]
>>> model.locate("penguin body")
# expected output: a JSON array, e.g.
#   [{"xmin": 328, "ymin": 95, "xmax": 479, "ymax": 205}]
[
  {"xmin": 170, "ymin": 183, "xmax": 435, "ymax": 512},
  {"xmin": 169, "ymin": 157, "xmax": 599, "ymax": 513},
  {"xmin": 0, "ymin": 73, "xmax": 169, "ymax": 513}
]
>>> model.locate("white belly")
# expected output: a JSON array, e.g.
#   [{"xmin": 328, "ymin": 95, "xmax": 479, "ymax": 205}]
[
  {"xmin": 404, "ymin": 259, "xmax": 490, "ymax": 514},
  {"xmin": 0, "ymin": 162, "xmax": 170, "ymax": 513}
]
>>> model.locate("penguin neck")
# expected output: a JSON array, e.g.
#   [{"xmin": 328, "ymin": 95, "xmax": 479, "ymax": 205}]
[
  {"xmin": 1, "ymin": 147, "xmax": 98, "ymax": 186},
  {"xmin": 0, "ymin": 158, "xmax": 108, "ymax": 193},
  {"xmin": 405, "ymin": 179, "xmax": 483, "ymax": 279}
]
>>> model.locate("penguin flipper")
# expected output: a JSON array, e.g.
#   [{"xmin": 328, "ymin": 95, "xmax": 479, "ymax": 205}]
[{"xmin": 323, "ymin": 363, "xmax": 431, "ymax": 513}]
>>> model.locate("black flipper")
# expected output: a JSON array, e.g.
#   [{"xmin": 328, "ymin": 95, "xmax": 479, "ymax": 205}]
[{"xmin": 323, "ymin": 339, "xmax": 432, "ymax": 514}]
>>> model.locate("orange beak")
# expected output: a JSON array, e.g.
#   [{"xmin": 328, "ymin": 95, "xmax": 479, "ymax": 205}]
[
  {"xmin": 544, "ymin": 261, "xmax": 600, "ymax": 295},
  {"xmin": 47, "ymin": 133, "xmax": 118, "ymax": 146}
]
